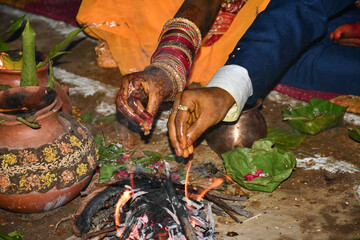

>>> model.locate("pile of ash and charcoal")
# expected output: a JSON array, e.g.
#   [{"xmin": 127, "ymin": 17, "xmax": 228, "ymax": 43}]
[{"xmin": 72, "ymin": 163, "xmax": 251, "ymax": 240}]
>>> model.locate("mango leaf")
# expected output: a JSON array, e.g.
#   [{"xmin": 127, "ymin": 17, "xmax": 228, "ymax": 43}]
[
  {"xmin": 1, "ymin": 54, "xmax": 23, "ymax": 70},
  {"xmin": 349, "ymin": 127, "xmax": 360, "ymax": 142},
  {"xmin": 46, "ymin": 60, "xmax": 55, "ymax": 89},
  {"xmin": 222, "ymin": 139, "xmax": 296, "ymax": 192},
  {"xmin": 282, "ymin": 98, "xmax": 346, "ymax": 135},
  {"xmin": 20, "ymin": 18, "xmax": 38, "ymax": 87},
  {"xmin": 0, "ymin": 85, "xmax": 12, "ymax": 91},
  {"xmin": 265, "ymin": 127, "xmax": 306, "ymax": 150},
  {"xmin": 0, "ymin": 15, "xmax": 26, "ymax": 52},
  {"xmin": 0, "ymin": 38, "xmax": 10, "ymax": 52},
  {"xmin": 1, "ymin": 15, "xmax": 26, "ymax": 35},
  {"xmin": 37, "ymin": 27, "xmax": 84, "ymax": 68}
]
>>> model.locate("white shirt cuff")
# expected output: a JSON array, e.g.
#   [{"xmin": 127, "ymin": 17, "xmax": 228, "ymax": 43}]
[{"xmin": 206, "ymin": 65, "xmax": 253, "ymax": 122}]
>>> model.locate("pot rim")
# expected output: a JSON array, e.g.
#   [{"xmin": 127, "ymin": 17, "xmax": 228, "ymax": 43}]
[
  {"xmin": 0, "ymin": 86, "xmax": 62, "ymax": 124},
  {"xmin": 242, "ymin": 98, "xmax": 263, "ymax": 114}
]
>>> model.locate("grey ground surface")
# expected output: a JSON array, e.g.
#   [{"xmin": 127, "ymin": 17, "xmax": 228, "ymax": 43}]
[{"xmin": 1, "ymin": 5, "xmax": 360, "ymax": 240}]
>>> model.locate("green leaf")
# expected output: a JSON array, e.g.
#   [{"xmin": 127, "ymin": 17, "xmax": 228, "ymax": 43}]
[
  {"xmin": 349, "ymin": 127, "xmax": 360, "ymax": 142},
  {"xmin": 80, "ymin": 113, "xmax": 94, "ymax": 124},
  {"xmin": 0, "ymin": 15, "xmax": 26, "ymax": 52},
  {"xmin": 0, "ymin": 38, "xmax": 10, "ymax": 52},
  {"xmin": 47, "ymin": 27, "xmax": 84, "ymax": 61},
  {"xmin": 20, "ymin": 18, "xmax": 38, "ymax": 87},
  {"xmin": 142, "ymin": 151, "xmax": 162, "ymax": 158},
  {"xmin": 0, "ymin": 119, "xmax": 5, "ymax": 124},
  {"xmin": 265, "ymin": 127, "xmax": 306, "ymax": 150},
  {"xmin": 282, "ymin": 98, "xmax": 346, "ymax": 135},
  {"xmin": 163, "ymin": 155, "xmax": 175, "ymax": 161},
  {"xmin": 37, "ymin": 51, "xmax": 69, "ymax": 68},
  {"xmin": 46, "ymin": 61, "xmax": 55, "ymax": 89},
  {"xmin": 98, "ymin": 163, "xmax": 116, "ymax": 183},
  {"xmin": 0, "ymin": 229, "xmax": 23, "ymax": 240},
  {"xmin": 222, "ymin": 139, "xmax": 296, "ymax": 192},
  {"xmin": 16, "ymin": 117, "xmax": 40, "ymax": 129},
  {"xmin": 0, "ymin": 85, "xmax": 12, "ymax": 91},
  {"xmin": 1, "ymin": 15, "xmax": 26, "ymax": 35},
  {"xmin": 1, "ymin": 54, "xmax": 23, "ymax": 70},
  {"xmin": 94, "ymin": 113, "xmax": 117, "ymax": 124}
]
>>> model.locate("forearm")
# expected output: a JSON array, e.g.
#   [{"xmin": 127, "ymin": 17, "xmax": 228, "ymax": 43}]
[{"xmin": 175, "ymin": 0, "xmax": 223, "ymax": 36}]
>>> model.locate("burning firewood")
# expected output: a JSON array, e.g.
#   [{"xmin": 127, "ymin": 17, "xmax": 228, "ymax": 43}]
[{"xmin": 72, "ymin": 170, "xmax": 250, "ymax": 239}]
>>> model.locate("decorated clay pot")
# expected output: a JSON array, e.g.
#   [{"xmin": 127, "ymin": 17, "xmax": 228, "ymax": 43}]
[
  {"xmin": 204, "ymin": 99, "xmax": 267, "ymax": 156},
  {"xmin": 0, "ymin": 50, "xmax": 72, "ymax": 114},
  {"xmin": 0, "ymin": 86, "xmax": 98, "ymax": 213}
]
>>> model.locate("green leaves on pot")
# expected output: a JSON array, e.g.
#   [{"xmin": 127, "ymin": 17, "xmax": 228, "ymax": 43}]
[
  {"xmin": 349, "ymin": 127, "xmax": 360, "ymax": 143},
  {"xmin": 20, "ymin": 18, "xmax": 38, "ymax": 87},
  {"xmin": 282, "ymin": 98, "xmax": 346, "ymax": 135},
  {"xmin": 266, "ymin": 127, "xmax": 306, "ymax": 150},
  {"xmin": 37, "ymin": 27, "xmax": 85, "ymax": 68},
  {"xmin": 222, "ymin": 139, "xmax": 296, "ymax": 192},
  {"xmin": 0, "ymin": 15, "xmax": 26, "ymax": 52}
]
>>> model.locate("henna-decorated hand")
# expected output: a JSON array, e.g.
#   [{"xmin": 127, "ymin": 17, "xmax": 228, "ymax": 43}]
[
  {"xmin": 115, "ymin": 67, "xmax": 174, "ymax": 134},
  {"xmin": 330, "ymin": 21, "xmax": 360, "ymax": 47},
  {"xmin": 167, "ymin": 87, "xmax": 235, "ymax": 158}
]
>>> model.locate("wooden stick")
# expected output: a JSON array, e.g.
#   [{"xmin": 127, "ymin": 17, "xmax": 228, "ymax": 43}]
[{"xmin": 81, "ymin": 226, "xmax": 116, "ymax": 239}]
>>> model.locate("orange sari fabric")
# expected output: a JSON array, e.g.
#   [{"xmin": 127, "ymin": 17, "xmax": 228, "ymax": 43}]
[{"xmin": 77, "ymin": 0, "xmax": 270, "ymax": 86}]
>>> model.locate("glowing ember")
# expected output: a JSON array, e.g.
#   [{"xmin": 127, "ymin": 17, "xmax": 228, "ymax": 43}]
[{"xmin": 114, "ymin": 188, "xmax": 133, "ymax": 238}]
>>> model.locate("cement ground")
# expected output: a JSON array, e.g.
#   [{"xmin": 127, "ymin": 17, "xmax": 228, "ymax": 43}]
[{"xmin": 1, "ymin": 5, "xmax": 360, "ymax": 240}]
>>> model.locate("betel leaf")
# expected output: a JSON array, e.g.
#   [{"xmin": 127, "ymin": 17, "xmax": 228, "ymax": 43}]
[
  {"xmin": 349, "ymin": 127, "xmax": 360, "ymax": 142},
  {"xmin": 265, "ymin": 127, "xmax": 306, "ymax": 150},
  {"xmin": 20, "ymin": 18, "xmax": 38, "ymax": 87},
  {"xmin": 222, "ymin": 139, "xmax": 296, "ymax": 192},
  {"xmin": 282, "ymin": 98, "xmax": 346, "ymax": 135}
]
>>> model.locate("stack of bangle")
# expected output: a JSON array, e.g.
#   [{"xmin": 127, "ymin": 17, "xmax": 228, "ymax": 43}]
[{"xmin": 149, "ymin": 17, "xmax": 202, "ymax": 100}]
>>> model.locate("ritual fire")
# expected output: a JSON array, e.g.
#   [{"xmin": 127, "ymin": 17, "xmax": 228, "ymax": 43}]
[{"xmin": 73, "ymin": 163, "xmax": 251, "ymax": 239}]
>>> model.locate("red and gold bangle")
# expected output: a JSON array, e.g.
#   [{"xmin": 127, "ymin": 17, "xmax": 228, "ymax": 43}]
[{"xmin": 159, "ymin": 17, "xmax": 202, "ymax": 51}]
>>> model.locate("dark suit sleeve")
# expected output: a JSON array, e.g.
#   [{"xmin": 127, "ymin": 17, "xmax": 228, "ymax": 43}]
[{"xmin": 225, "ymin": 0, "xmax": 356, "ymax": 105}]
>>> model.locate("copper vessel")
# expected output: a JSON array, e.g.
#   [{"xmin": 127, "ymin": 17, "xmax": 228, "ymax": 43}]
[{"xmin": 204, "ymin": 99, "xmax": 267, "ymax": 156}]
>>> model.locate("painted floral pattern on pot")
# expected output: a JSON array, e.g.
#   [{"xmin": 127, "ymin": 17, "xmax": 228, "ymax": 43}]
[{"xmin": 0, "ymin": 113, "xmax": 99, "ymax": 194}]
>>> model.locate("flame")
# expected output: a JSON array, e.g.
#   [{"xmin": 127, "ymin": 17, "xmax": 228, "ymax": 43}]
[
  {"xmin": 0, "ymin": 56, "xmax": 3, "ymax": 68},
  {"xmin": 115, "ymin": 189, "xmax": 132, "ymax": 238},
  {"xmin": 195, "ymin": 178, "xmax": 224, "ymax": 201},
  {"xmin": 184, "ymin": 160, "xmax": 192, "ymax": 207}
]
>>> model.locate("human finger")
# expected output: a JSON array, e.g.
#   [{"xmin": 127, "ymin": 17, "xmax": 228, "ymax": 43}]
[
  {"xmin": 174, "ymin": 102, "xmax": 193, "ymax": 151},
  {"xmin": 168, "ymin": 96, "xmax": 184, "ymax": 156}
]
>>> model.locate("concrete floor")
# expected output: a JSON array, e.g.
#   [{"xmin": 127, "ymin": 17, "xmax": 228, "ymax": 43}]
[{"xmin": 1, "ymin": 5, "xmax": 360, "ymax": 240}]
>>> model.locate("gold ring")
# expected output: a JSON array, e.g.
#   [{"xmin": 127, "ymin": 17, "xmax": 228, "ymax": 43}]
[{"xmin": 177, "ymin": 105, "xmax": 189, "ymax": 111}]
